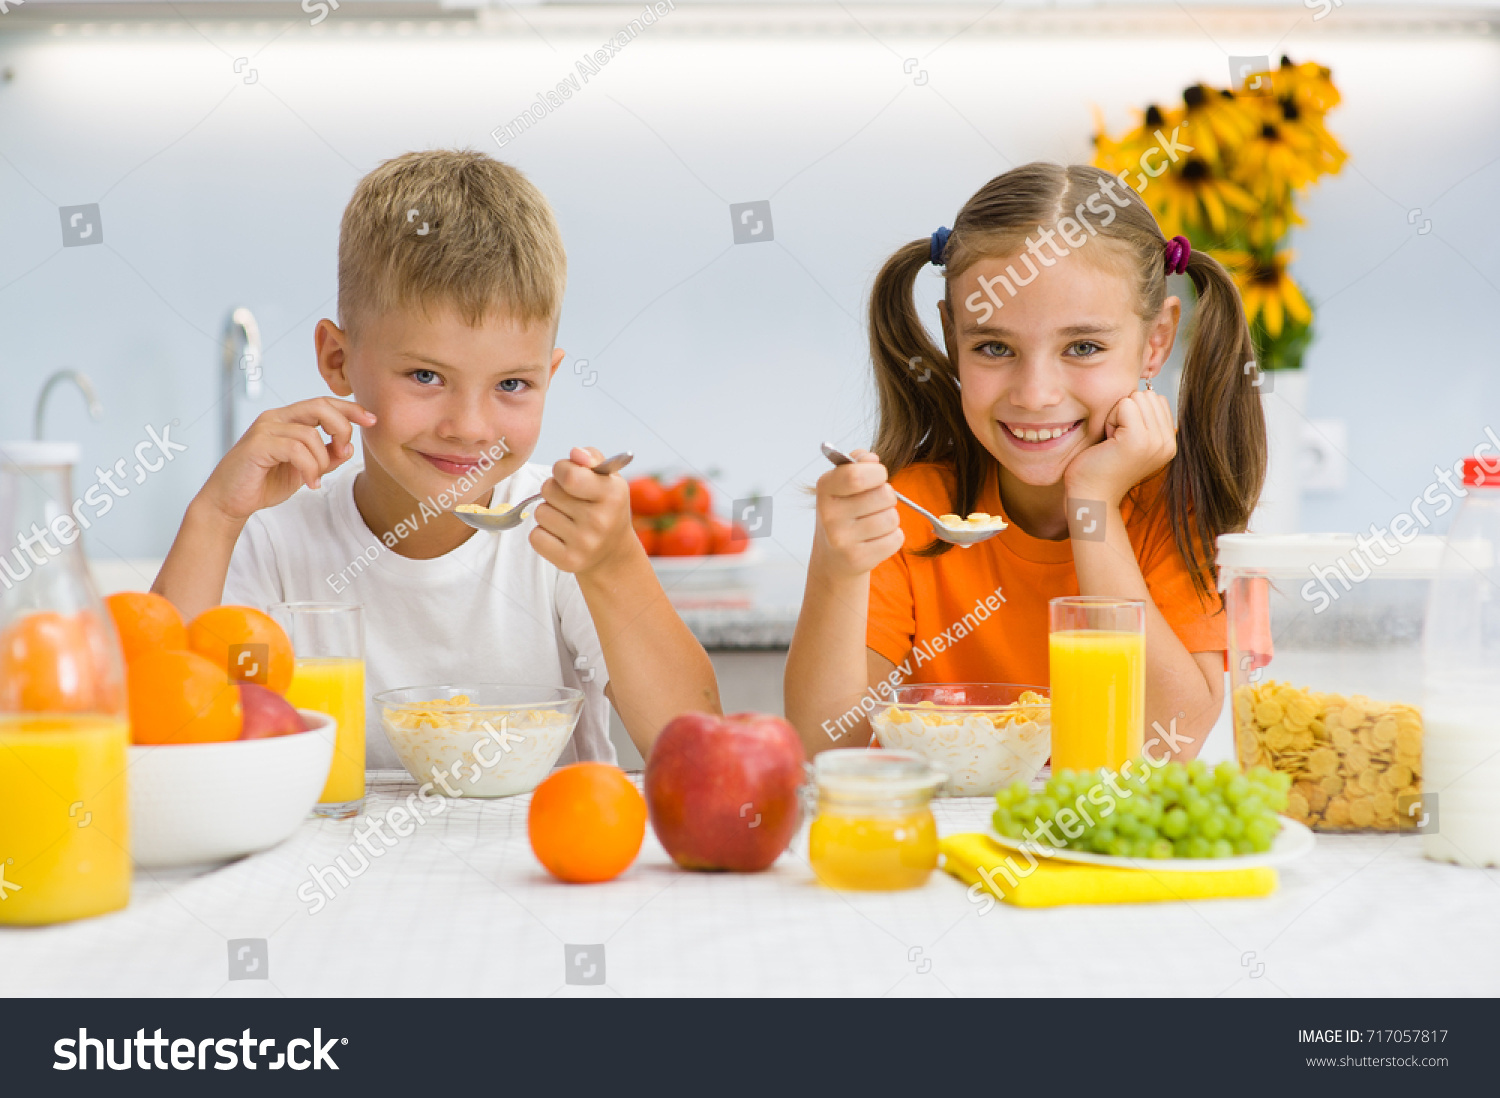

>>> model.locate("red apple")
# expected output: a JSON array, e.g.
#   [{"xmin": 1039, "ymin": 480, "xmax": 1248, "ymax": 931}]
[
  {"xmin": 238, "ymin": 683, "xmax": 308, "ymax": 739},
  {"xmin": 645, "ymin": 711, "xmax": 806, "ymax": 872}
]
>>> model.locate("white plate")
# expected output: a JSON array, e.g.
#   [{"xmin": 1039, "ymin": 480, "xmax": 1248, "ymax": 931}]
[
  {"xmin": 986, "ymin": 816, "xmax": 1315, "ymax": 872},
  {"xmin": 649, "ymin": 541, "xmax": 763, "ymax": 576}
]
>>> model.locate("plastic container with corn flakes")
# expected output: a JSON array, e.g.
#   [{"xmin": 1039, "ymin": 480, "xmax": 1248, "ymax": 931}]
[{"xmin": 1217, "ymin": 533, "xmax": 1446, "ymax": 834}]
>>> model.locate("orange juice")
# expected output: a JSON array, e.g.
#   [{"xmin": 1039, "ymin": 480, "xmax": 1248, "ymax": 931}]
[
  {"xmin": 1049, "ymin": 629, "xmax": 1145, "ymax": 771},
  {"xmin": 809, "ymin": 809, "xmax": 939, "ymax": 890},
  {"xmin": 0, "ymin": 714, "xmax": 130, "ymax": 925},
  {"xmin": 285, "ymin": 657, "xmax": 365, "ymax": 806}
]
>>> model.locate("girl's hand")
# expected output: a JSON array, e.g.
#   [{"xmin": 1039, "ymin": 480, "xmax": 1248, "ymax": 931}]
[
  {"xmin": 196, "ymin": 397, "xmax": 374, "ymax": 524},
  {"xmin": 1063, "ymin": 389, "xmax": 1176, "ymax": 506},
  {"xmin": 531, "ymin": 446, "xmax": 637, "ymax": 577},
  {"xmin": 813, "ymin": 449, "xmax": 905, "ymax": 579}
]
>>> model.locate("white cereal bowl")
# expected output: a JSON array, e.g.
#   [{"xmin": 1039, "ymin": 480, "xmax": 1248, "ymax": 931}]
[
  {"xmin": 374, "ymin": 684, "xmax": 583, "ymax": 798},
  {"xmin": 870, "ymin": 683, "xmax": 1051, "ymax": 797},
  {"xmin": 128, "ymin": 710, "xmax": 335, "ymax": 868}
]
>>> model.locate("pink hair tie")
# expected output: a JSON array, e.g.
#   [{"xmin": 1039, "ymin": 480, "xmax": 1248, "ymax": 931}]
[{"xmin": 1164, "ymin": 235, "xmax": 1191, "ymax": 275}]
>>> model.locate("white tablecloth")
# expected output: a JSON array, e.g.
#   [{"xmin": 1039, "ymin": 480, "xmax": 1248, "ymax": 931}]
[{"xmin": 6, "ymin": 772, "xmax": 1498, "ymax": 997}]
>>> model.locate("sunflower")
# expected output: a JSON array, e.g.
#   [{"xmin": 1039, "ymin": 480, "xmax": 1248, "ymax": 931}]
[
  {"xmin": 1180, "ymin": 84, "xmax": 1258, "ymax": 166},
  {"xmin": 1146, "ymin": 155, "xmax": 1258, "ymax": 238},
  {"xmin": 1212, "ymin": 249, "xmax": 1312, "ymax": 339}
]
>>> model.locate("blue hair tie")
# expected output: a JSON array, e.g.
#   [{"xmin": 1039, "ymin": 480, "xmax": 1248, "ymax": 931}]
[{"xmin": 929, "ymin": 226, "xmax": 951, "ymax": 266}]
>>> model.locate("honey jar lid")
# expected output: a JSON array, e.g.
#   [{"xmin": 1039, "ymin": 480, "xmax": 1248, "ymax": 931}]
[{"xmin": 813, "ymin": 749, "xmax": 946, "ymax": 800}]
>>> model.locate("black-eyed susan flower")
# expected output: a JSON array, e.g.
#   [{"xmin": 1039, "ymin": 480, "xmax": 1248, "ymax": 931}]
[
  {"xmin": 1212, "ymin": 249, "xmax": 1312, "ymax": 339},
  {"xmin": 1148, "ymin": 156, "xmax": 1259, "ymax": 238},
  {"xmin": 1244, "ymin": 196, "xmax": 1305, "ymax": 249},
  {"xmin": 1180, "ymin": 84, "xmax": 1258, "ymax": 166},
  {"xmin": 1273, "ymin": 56, "xmax": 1341, "ymax": 116},
  {"xmin": 1276, "ymin": 96, "xmax": 1347, "ymax": 176},
  {"xmin": 1231, "ymin": 112, "xmax": 1320, "ymax": 200}
]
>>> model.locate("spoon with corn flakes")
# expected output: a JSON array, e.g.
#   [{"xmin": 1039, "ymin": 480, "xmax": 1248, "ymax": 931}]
[
  {"xmin": 821, "ymin": 442, "xmax": 1006, "ymax": 547},
  {"xmin": 453, "ymin": 452, "xmax": 634, "ymax": 532}
]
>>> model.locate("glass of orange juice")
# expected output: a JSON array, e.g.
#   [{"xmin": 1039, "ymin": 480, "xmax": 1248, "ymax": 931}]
[
  {"xmin": 272, "ymin": 603, "xmax": 365, "ymax": 818},
  {"xmin": 1048, "ymin": 596, "xmax": 1145, "ymax": 773}
]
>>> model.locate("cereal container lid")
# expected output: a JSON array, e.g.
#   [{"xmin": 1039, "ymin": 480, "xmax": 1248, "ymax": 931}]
[{"xmin": 1215, "ymin": 533, "xmax": 1449, "ymax": 584}]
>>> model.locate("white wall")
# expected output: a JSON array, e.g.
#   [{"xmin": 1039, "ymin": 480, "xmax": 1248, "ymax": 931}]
[{"xmin": 1, "ymin": 12, "xmax": 1497, "ymax": 576}]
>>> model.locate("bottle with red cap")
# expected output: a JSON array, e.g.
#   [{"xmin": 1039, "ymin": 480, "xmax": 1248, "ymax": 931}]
[{"xmin": 1422, "ymin": 456, "xmax": 1500, "ymax": 867}]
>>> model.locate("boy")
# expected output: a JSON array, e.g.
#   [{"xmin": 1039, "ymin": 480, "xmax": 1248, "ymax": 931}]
[{"xmin": 154, "ymin": 149, "xmax": 719, "ymax": 766}]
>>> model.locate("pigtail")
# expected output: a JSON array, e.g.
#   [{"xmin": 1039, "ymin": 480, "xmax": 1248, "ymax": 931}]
[
  {"xmin": 868, "ymin": 240, "xmax": 981, "ymax": 556},
  {"xmin": 1166, "ymin": 248, "xmax": 1267, "ymax": 601}
]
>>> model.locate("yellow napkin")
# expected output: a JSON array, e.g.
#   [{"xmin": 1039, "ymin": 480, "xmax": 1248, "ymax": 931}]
[{"xmin": 941, "ymin": 832, "xmax": 1278, "ymax": 908}]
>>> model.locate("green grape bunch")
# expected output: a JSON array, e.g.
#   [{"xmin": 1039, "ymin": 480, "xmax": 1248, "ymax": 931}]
[{"xmin": 992, "ymin": 760, "xmax": 1292, "ymax": 859}]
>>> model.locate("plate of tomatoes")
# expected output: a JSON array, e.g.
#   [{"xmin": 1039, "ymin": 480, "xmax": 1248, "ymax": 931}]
[{"xmin": 630, "ymin": 474, "xmax": 762, "ymax": 576}]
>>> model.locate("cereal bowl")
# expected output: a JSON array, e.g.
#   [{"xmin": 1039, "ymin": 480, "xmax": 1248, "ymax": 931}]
[
  {"xmin": 375, "ymin": 684, "xmax": 583, "ymax": 798},
  {"xmin": 870, "ymin": 683, "xmax": 1050, "ymax": 797}
]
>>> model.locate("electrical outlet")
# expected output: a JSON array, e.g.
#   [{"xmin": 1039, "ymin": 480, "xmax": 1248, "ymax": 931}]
[{"xmin": 1301, "ymin": 419, "xmax": 1347, "ymax": 492}]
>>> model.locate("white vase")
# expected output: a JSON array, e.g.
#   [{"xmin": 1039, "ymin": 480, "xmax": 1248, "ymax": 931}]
[{"xmin": 1250, "ymin": 368, "xmax": 1308, "ymax": 535}]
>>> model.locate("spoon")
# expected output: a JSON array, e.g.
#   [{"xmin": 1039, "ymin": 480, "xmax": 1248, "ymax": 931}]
[
  {"xmin": 820, "ymin": 442, "xmax": 1005, "ymax": 547},
  {"xmin": 452, "ymin": 452, "xmax": 635, "ymax": 532}
]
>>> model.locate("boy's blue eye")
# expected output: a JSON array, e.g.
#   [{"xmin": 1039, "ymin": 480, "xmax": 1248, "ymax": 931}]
[
  {"xmin": 498, "ymin": 378, "xmax": 528, "ymax": 393},
  {"xmin": 411, "ymin": 369, "xmax": 439, "ymax": 385}
]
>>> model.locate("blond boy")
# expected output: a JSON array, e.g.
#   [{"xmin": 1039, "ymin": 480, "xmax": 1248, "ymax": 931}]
[{"xmin": 155, "ymin": 150, "xmax": 718, "ymax": 766}]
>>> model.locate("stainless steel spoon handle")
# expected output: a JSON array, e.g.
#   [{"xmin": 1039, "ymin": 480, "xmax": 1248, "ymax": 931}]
[
  {"xmin": 820, "ymin": 442, "xmax": 943, "ymax": 526},
  {"xmin": 819, "ymin": 440, "xmax": 1002, "ymax": 547}
]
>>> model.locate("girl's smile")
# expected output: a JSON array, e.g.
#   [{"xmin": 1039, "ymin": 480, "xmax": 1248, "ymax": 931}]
[{"xmin": 999, "ymin": 419, "xmax": 1084, "ymax": 448}]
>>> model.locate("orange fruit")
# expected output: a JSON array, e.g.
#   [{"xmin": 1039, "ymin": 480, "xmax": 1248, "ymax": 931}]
[
  {"xmin": 0, "ymin": 609, "xmax": 123, "ymax": 715},
  {"xmin": 186, "ymin": 605, "xmax": 295, "ymax": 693},
  {"xmin": 528, "ymin": 763, "xmax": 647, "ymax": 883},
  {"xmin": 127, "ymin": 649, "xmax": 243, "ymax": 744},
  {"xmin": 105, "ymin": 591, "xmax": 187, "ymax": 662}
]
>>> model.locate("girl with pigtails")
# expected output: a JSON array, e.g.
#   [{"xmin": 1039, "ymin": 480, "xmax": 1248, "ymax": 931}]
[{"xmin": 785, "ymin": 162, "xmax": 1266, "ymax": 760}]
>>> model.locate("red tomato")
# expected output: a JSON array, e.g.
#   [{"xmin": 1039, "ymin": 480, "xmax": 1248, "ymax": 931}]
[
  {"xmin": 632, "ymin": 514, "xmax": 659, "ymax": 555},
  {"xmin": 707, "ymin": 517, "xmax": 749, "ymax": 555},
  {"xmin": 656, "ymin": 514, "xmax": 710, "ymax": 557},
  {"xmin": 666, "ymin": 476, "xmax": 712, "ymax": 516},
  {"xmin": 629, "ymin": 477, "xmax": 670, "ymax": 517}
]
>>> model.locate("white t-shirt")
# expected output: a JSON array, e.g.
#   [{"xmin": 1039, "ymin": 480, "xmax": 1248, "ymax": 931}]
[{"xmin": 222, "ymin": 460, "xmax": 614, "ymax": 770}]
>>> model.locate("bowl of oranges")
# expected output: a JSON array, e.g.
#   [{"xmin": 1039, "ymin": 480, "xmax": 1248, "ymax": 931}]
[{"xmin": 105, "ymin": 593, "xmax": 335, "ymax": 868}]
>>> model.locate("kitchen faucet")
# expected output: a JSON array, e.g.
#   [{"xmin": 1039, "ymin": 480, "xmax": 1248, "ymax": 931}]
[
  {"xmin": 221, "ymin": 307, "xmax": 263, "ymax": 457},
  {"xmin": 33, "ymin": 370, "xmax": 104, "ymax": 440}
]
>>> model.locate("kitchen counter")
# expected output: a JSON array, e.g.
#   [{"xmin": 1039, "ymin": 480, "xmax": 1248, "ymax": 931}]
[
  {"xmin": 655, "ymin": 552, "xmax": 804, "ymax": 650},
  {"xmin": 6, "ymin": 771, "xmax": 1497, "ymax": 997}
]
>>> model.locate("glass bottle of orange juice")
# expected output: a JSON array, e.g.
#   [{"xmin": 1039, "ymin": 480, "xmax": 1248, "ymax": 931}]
[
  {"xmin": 272, "ymin": 602, "xmax": 365, "ymax": 818},
  {"xmin": 0, "ymin": 442, "xmax": 131, "ymax": 925}
]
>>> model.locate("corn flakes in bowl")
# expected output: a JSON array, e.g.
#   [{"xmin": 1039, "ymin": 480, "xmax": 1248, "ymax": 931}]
[
  {"xmin": 374, "ymin": 684, "xmax": 583, "ymax": 798},
  {"xmin": 870, "ymin": 683, "xmax": 1050, "ymax": 797}
]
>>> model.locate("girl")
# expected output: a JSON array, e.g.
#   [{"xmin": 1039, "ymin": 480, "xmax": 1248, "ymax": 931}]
[{"xmin": 784, "ymin": 162, "xmax": 1265, "ymax": 761}]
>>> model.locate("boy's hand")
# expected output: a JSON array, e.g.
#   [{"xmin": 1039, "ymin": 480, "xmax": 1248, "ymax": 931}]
[
  {"xmin": 196, "ymin": 398, "xmax": 376, "ymax": 525},
  {"xmin": 1063, "ymin": 389, "xmax": 1176, "ymax": 508},
  {"xmin": 813, "ymin": 448, "xmax": 904, "ymax": 579},
  {"xmin": 531, "ymin": 447, "xmax": 637, "ymax": 576}
]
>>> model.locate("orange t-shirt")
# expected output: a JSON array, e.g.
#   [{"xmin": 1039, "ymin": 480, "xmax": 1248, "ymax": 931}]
[{"xmin": 866, "ymin": 462, "xmax": 1226, "ymax": 687}]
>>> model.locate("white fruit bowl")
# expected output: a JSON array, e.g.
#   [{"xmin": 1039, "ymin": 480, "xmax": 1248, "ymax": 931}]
[{"xmin": 128, "ymin": 710, "xmax": 335, "ymax": 868}]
